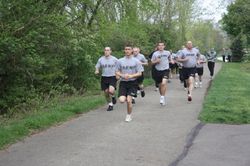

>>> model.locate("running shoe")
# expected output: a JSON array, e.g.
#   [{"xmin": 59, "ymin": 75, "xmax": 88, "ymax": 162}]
[
  {"xmin": 112, "ymin": 97, "xmax": 116, "ymax": 105},
  {"xmin": 107, "ymin": 105, "xmax": 113, "ymax": 111},
  {"xmin": 160, "ymin": 96, "xmax": 166, "ymax": 106},
  {"xmin": 188, "ymin": 95, "xmax": 192, "ymax": 102},
  {"xmin": 199, "ymin": 82, "xmax": 202, "ymax": 88},
  {"xmin": 125, "ymin": 114, "xmax": 132, "ymax": 122},
  {"xmin": 141, "ymin": 90, "xmax": 145, "ymax": 97},
  {"xmin": 194, "ymin": 82, "xmax": 198, "ymax": 88}
]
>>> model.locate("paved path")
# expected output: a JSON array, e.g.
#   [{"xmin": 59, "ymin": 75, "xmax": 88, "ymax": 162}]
[
  {"xmin": 2, "ymin": 63, "xmax": 245, "ymax": 166},
  {"xmin": 178, "ymin": 124, "xmax": 250, "ymax": 166}
]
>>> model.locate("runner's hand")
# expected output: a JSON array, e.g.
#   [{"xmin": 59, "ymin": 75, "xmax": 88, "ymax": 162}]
[{"xmin": 124, "ymin": 74, "xmax": 130, "ymax": 80}]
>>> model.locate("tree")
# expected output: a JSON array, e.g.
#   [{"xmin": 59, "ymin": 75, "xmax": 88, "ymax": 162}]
[{"xmin": 222, "ymin": 0, "xmax": 250, "ymax": 61}]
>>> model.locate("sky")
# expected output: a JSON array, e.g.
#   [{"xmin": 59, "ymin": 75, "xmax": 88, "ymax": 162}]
[{"xmin": 195, "ymin": 0, "xmax": 231, "ymax": 22}]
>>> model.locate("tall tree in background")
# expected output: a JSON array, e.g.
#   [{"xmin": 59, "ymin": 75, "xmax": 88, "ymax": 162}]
[{"xmin": 222, "ymin": 0, "xmax": 250, "ymax": 61}]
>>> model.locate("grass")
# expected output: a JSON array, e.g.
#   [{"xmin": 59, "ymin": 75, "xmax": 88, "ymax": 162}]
[
  {"xmin": 0, "ymin": 78, "xmax": 154, "ymax": 150},
  {"xmin": 0, "ymin": 95, "xmax": 105, "ymax": 149},
  {"xmin": 199, "ymin": 63, "xmax": 250, "ymax": 124}
]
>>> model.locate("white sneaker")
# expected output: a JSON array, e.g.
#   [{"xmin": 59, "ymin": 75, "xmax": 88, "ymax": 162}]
[
  {"xmin": 160, "ymin": 96, "xmax": 166, "ymax": 106},
  {"xmin": 125, "ymin": 114, "xmax": 132, "ymax": 122},
  {"xmin": 194, "ymin": 82, "xmax": 198, "ymax": 88},
  {"xmin": 199, "ymin": 82, "xmax": 202, "ymax": 88}
]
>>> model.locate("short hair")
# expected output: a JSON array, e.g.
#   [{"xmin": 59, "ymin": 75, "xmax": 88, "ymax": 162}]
[
  {"xmin": 124, "ymin": 44, "xmax": 133, "ymax": 49},
  {"xmin": 104, "ymin": 47, "xmax": 111, "ymax": 51},
  {"xmin": 158, "ymin": 41, "xmax": 165, "ymax": 45}
]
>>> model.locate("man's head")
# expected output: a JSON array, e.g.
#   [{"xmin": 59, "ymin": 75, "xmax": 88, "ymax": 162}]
[
  {"xmin": 186, "ymin": 41, "xmax": 193, "ymax": 50},
  {"xmin": 133, "ymin": 47, "xmax": 140, "ymax": 56},
  {"xmin": 124, "ymin": 45, "xmax": 133, "ymax": 56},
  {"xmin": 157, "ymin": 42, "xmax": 165, "ymax": 51},
  {"xmin": 104, "ymin": 47, "xmax": 111, "ymax": 56}
]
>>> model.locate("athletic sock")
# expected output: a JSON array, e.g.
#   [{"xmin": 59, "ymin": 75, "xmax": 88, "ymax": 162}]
[{"xmin": 109, "ymin": 102, "xmax": 113, "ymax": 106}]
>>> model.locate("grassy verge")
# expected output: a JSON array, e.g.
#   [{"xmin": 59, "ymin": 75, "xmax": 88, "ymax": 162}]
[
  {"xmin": 199, "ymin": 63, "xmax": 250, "ymax": 124},
  {"xmin": 0, "ymin": 78, "xmax": 154, "ymax": 149},
  {"xmin": 0, "ymin": 95, "xmax": 105, "ymax": 149}
]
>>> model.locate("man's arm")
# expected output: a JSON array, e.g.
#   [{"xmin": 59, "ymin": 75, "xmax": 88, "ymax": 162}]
[{"xmin": 95, "ymin": 68, "xmax": 100, "ymax": 75}]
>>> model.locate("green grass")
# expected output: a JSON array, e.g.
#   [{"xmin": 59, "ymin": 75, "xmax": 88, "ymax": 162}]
[
  {"xmin": 0, "ymin": 95, "xmax": 105, "ymax": 149},
  {"xmin": 199, "ymin": 63, "xmax": 250, "ymax": 124},
  {"xmin": 0, "ymin": 78, "xmax": 154, "ymax": 150},
  {"xmin": 144, "ymin": 77, "xmax": 154, "ymax": 86}
]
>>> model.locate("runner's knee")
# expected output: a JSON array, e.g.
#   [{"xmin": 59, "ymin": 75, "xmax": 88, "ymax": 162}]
[{"xmin": 119, "ymin": 96, "xmax": 126, "ymax": 103}]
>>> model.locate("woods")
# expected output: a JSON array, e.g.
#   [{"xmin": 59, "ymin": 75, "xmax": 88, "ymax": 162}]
[
  {"xmin": 222, "ymin": 0, "xmax": 250, "ymax": 61},
  {"xmin": 0, "ymin": 0, "xmax": 227, "ymax": 114}
]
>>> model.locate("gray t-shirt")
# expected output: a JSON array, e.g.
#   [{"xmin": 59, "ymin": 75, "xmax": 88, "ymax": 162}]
[
  {"xmin": 133, "ymin": 53, "xmax": 148, "ymax": 71},
  {"xmin": 196, "ymin": 54, "xmax": 206, "ymax": 68},
  {"xmin": 95, "ymin": 55, "xmax": 118, "ymax": 77},
  {"xmin": 179, "ymin": 48, "xmax": 200, "ymax": 68},
  {"xmin": 151, "ymin": 50, "xmax": 171, "ymax": 71},
  {"xmin": 207, "ymin": 51, "xmax": 217, "ymax": 62},
  {"xmin": 116, "ymin": 56, "xmax": 143, "ymax": 81}
]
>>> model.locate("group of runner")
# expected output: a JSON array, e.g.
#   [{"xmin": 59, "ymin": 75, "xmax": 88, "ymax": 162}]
[{"xmin": 95, "ymin": 41, "xmax": 215, "ymax": 122}]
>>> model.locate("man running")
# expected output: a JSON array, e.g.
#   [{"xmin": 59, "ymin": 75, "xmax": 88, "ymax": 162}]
[
  {"xmin": 116, "ymin": 45, "xmax": 143, "ymax": 122},
  {"xmin": 206, "ymin": 48, "xmax": 217, "ymax": 79},
  {"xmin": 195, "ymin": 54, "xmax": 206, "ymax": 88},
  {"xmin": 177, "ymin": 46, "xmax": 187, "ymax": 90},
  {"xmin": 177, "ymin": 41, "xmax": 200, "ymax": 102},
  {"xmin": 95, "ymin": 47, "xmax": 118, "ymax": 111},
  {"xmin": 133, "ymin": 47, "xmax": 148, "ymax": 99},
  {"xmin": 151, "ymin": 42, "xmax": 174, "ymax": 106}
]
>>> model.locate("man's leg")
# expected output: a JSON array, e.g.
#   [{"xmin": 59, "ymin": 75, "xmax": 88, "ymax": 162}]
[
  {"xmin": 159, "ymin": 78, "xmax": 167, "ymax": 105},
  {"xmin": 211, "ymin": 62, "xmax": 215, "ymax": 77},
  {"xmin": 109, "ymin": 85, "xmax": 116, "ymax": 104},
  {"xmin": 208, "ymin": 62, "xmax": 213, "ymax": 77},
  {"xmin": 105, "ymin": 89, "xmax": 113, "ymax": 111},
  {"xmin": 119, "ymin": 96, "xmax": 126, "ymax": 103},
  {"xmin": 104, "ymin": 89, "xmax": 111, "ymax": 102},
  {"xmin": 194, "ymin": 73, "xmax": 199, "ymax": 88},
  {"xmin": 199, "ymin": 75, "xmax": 203, "ymax": 87},
  {"xmin": 187, "ymin": 75, "xmax": 194, "ymax": 101},
  {"xmin": 159, "ymin": 79, "xmax": 167, "ymax": 96},
  {"xmin": 126, "ymin": 95, "xmax": 133, "ymax": 115}
]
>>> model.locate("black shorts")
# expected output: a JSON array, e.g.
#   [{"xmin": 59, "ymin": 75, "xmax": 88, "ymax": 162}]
[
  {"xmin": 118, "ymin": 81, "xmax": 137, "ymax": 97},
  {"xmin": 101, "ymin": 76, "xmax": 117, "ymax": 91},
  {"xmin": 196, "ymin": 67, "xmax": 204, "ymax": 76},
  {"xmin": 155, "ymin": 69, "xmax": 170, "ymax": 84},
  {"xmin": 169, "ymin": 63, "xmax": 178, "ymax": 70},
  {"xmin": 182, "ymin": 67, "xmax": 196, "ymax": 80},
  {"xmin": 137, "ymin": 72, "xmax": 144, "ymax": 84}
]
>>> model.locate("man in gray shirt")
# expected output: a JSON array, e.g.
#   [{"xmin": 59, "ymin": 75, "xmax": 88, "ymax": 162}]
[
  {"xmin": 133, "ymin": 47, "xmax": 148, "ymax": 99},
  {"xmin": 95, "ymin": 47, "xmax": 118, "ymax": 111},
  {"xmin": 195, "ymin": 54, "xmax": 206, "ymax": 88},
  {"xmin": 177, "ymin": 41, "xmax": 200, "ymax": 102},
  {"xmin": 151, "ymin": 42, "xmax": 174, "ymax": 106},
  {"xmin": 116, "ymin": 45, "xmax": 143, "ymax": 122},
  {"xmin": 206, "ymin": 48, "xmax": 217, "ymax": 79}
]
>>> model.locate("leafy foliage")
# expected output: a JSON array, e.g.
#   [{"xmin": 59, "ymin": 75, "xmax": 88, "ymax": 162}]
[
  {"xmin": 0, "ymin": 0, "xmax": 226, "ymax": 114},
  {"xmin": 222, "ymin": 0, "xmax": 250, "ymax": 61}
]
